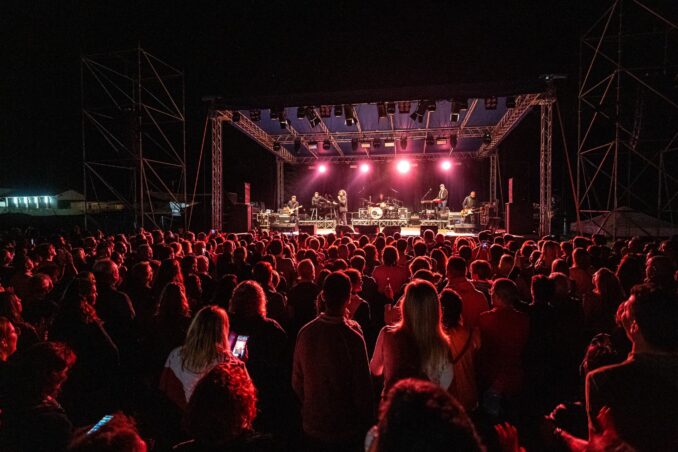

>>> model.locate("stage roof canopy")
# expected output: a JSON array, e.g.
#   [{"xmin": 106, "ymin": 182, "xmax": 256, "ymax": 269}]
[{"xmin": 208, "ymin": 80, "xmax": 552, "ymax": 164}]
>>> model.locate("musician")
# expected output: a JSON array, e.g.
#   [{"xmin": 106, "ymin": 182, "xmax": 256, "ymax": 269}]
[
  {"xmin": 436, "ymin": 184, "xmax": 449, "ymax": 209},
  {"xmin": 311, "ymin": 192, "xmax": 322, "ymax": 207},
  {"xmin": 337, "ymin": 189, "xmax": 348, "ymax": 225},
  {"xmin": 287, "ymin": 195, "xmax": 300, "ymax": 222},
  {"xmin": 462, "ymin": 191, "xmax": 478, "ymax": 224}
]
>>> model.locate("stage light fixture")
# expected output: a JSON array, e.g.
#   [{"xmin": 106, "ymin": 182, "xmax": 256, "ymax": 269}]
[
  {"xmin": 344, "ymin": 104, "xmax": 356, "ymax": 126},
  {"xmin": 297, "ymin": 107, "xmax": 307, "ymax": 119},
  {"xmin": 273, "ymin": 141, "xmax": 281, "ymax": 151},
  {"xmin": 319, "ymin": 105, "xmax": 332, "ymax": 118},
  {"xmin": 232, "ymin": 111, "xmax": 241, "ymax": 122},
  {"xmin": 323, "ymin": 139, "xmax": 331, "ymax": 150},
  {"xmin": 396, "ymin": 159, "xmax": 411, "ymax": 174},
  {"xmin": 359, "ymin": 163, "xmax": 370, "ymax": 173},
  {"xmin": 318, "ymin": 164, "xmax": 327, "ymax": 173},
  {"xmin": 360, "ymin": 140, "xmax": 371, "ymax": 149},
  {"xmin": 425, "ymin": 100, "xmax": 437, "ymax": 112},
  {"xmin": 306, "ymin": 108, "xmax": 321, "ymax": 128},
  {"xmin": 334, "ymin": 105, "xmax": 343, "ymax": 117},
  {"xmin": 398, "ymin": 101, "xmax": 411, "ymax": 114},
  {"xmin": 373, "ymin": 138, "xmax": 382, "ymax": 148},
  {"xmin": 279, "ymin": 119, "xmax": 289, "ymax": 129},
  {"xmin": 384, "ymin": 138, "xmax": 395, "ymax": 148},
  {"xmin": 400, "ymin": 136, "xmax": 408, "ymax": 149},
  {"xmin": 450, "ymin": 101, "xmax": 461, "ymax": 122},
  {"xmin": 441, "ymin": 160, "xmax": 452, "ymax": 171},
  {"xmin": 426, "ymin": 135, "xmax": 435, "ymax": 146},
  {"xmin": 450, "ymin": 134, "xmax": 458, "ymax": 149},
  {"xmin": 483, "ymin": 131, "xmax": 492, "ymax": 144},
  {"xmin": 506, "ymin": 96, "xmax": 516, "ymax": 108},
  {"xmin": 458, "ymin": 99, "xmax": 469, "ymax": 110},
  {"xmin": 308, "ymin": 141, "xmax": 318, "ymax": 150},
  {"xmin": 436, "ymin": 136, "xmax": 448, "ymax": 145},
  {"xmin": 484, "ymin": 97, "xmax": 498, "ymax": 110},
  {"xmin": 351, "ymin": 138, "xmax": 359, "ymax": 151},
  {"xmin": 386, "ymin": 102, "xmax": 396, "ymax": 115},
  {"xmin": 294, "ymin": 138, "xmax": 302, "ymax": 154},
  {"xmin": 270, "ymin": 109, "xmax": 280, "ymax": 120},
  {"xmin": 377, "ymin": 102, "xmax": 387, "ymax": 119},
  {"xmin": 249, "ymin": 109, "xmax": 261, "ymax": 121},
  {"xmin": 409, "ymin": 111, "xmax": 419, "ymax": 121}
]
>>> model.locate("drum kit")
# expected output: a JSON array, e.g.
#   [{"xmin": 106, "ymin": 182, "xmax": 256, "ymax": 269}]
[{"xmin": 360, "ymin": 197, "xmax": 403, "ymax": 220}]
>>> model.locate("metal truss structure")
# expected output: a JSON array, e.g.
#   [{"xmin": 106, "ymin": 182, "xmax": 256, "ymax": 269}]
[
  {"xmin": 209, "ymin": 91, "xmax": 554, "ymax": 233},
  {"xmin": 81, "ymin": 47, "xmax": 187, "ymax": 230},
  {"xmin": 577, "ymin": 0, "xmax": 678, "ymax": 237}
]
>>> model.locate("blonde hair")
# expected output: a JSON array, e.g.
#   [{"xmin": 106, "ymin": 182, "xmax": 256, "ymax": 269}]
[
  {"xmin": 229, "ymin": 280, "xmax": 267, "ymax": 318},
  {"xmin": 181, "ymin": 306, "xmax": 231, "ymax": 372},
  {"xmin": 399, "ymin": 279, "xmax": 452, "ymax": 377}
]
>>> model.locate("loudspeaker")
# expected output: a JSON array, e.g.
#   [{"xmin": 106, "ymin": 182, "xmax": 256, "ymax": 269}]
[
  {"xmin": 335, "ymin": 225, "xmax": 355, "ymax": 236},
  {"xmin": 355, "ymin": 225, "xmax": 379, "ymax": 235},
  {"xmin": 382, "ymin": 226, "xmax": 401, "ymax": 237},
  {"xmin": 420, "ymin": 225, "xmax": 438, "ymax": 236},
  {"xmin": 226, "ymin": 203, "xmax": 251, "ymax": 232},
  {"xmin": 505, "ymin": 202, "xmax": 533, "ymax": 234},
  {"xmin": 298, "ymin": 224, "xmax": 317, "ymax": 235}
]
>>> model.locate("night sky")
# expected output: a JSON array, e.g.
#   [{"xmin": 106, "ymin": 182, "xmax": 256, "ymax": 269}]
[{"xmin": 2, "ymin": 0, "xmax": 605, "ymax": 208}]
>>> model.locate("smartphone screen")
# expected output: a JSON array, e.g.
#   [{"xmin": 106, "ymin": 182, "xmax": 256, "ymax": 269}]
[
  {"xmin": 87, "ymin": 414, "xmax": 113, "ymax": 435},
  {"xmin": 232, "ymin": 335, "xmax": 249, "ymax": 359}
]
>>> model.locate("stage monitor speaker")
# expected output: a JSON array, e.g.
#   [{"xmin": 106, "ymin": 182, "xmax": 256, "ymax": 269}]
[
  {"xmin": 355, "ymin": 225, "xmax": 379, "ymax": 236},
  {"xmin": 271, "ymin": 223, "xmax": 297, "ymax": 233},
  {"xmin": 505, "ymin": 202, "xmax": 533, "ymax": 235},
  {"xmin": 382, "ymin": 226, "xmax": 401, "ymax": 237},
  {"xmin": 226, "ymin": 203, "xmax": 251, "ymax": 232},
  {"xmin": 298, "ymin": 224, "xmax": 317, "ymax": 235},
  {"xmin": 335, "ymin": 225, "xmax": 355, "ymax": 236},
  {"xmin": 420, "ymin": 225, "xmax": 438, "ymax": 236}
]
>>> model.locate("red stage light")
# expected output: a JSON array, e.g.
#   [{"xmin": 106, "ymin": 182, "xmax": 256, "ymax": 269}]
[
  {"xmin": 396, "ymin": 160, "xmax": 411, "ymax": 174},
  {"xmin": 441, "ymin": 160, "xmax": 452, "ymax": 171},
  {"xmin": 318, "ymin": 164, "xmax": 327, "ymax": 173},
  {"xmin": 359, "ymin": 163, "xmax": 370, "ymax": 173}
]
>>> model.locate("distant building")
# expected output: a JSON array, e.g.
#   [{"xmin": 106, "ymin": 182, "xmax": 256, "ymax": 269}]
[{"xmin": 0, "ymin": 188, "xmax": 125, "ymax": 216}]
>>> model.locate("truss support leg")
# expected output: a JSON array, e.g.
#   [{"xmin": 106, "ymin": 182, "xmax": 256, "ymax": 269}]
[
  {"xmin": 275, "ymin": 158, "xmax": 284, "ymax": 210},
  {"xmin": 211, "ymin": 114, "xmax": 223, "ymax": 230},
  {"xmin": 539, "ymin": 101, "xmax": 554, "ymax": 237},
  {"xmin": 489, "ymin": 152, "xmax": 498, "ymax": 204}
]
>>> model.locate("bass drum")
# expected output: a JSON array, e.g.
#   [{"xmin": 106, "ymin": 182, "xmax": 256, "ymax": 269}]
[{"xmin": 369, "ymin": 206, "xmax": 383, "ymax": 220}]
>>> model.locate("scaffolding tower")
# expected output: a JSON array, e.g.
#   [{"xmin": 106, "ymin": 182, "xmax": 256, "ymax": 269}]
[
  {"xmin": 81, "ymin": 47, "xmax": 187, "ymax": 230},
  {"xmin": 577, "ymin": 0, "xmax": 678, "ymax": 237}
]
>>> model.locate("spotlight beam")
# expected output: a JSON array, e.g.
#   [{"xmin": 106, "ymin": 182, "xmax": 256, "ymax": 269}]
[{"xmin": 311, "ymin": 107, "xmax": 344, "ymax": 156}]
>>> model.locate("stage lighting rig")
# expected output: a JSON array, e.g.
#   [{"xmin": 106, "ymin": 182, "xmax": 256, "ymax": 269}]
[
  {"xmin": 458, "ymin": 98, "xmax": 469, "ymax": 110},
  {"xmin": 373, "ymin": 138, "xmax": 382, "ymax": 148},
  {"xmin": 273, "ymin": 141, "xmax": 281, "ymax": 151},
  {"xmin": 384, "ymin": 138, "xmax": 395, "ymax": 148},
  {"xmin": 360, "ymin": 140, "xmax": 371, "ymax": 149},
  {"xmin": 450, "ymin": 101, "xmax": 461, "ymax": 122},
  {"xmin": 398, "ymin": 101, "xmax": 411, "ymax": 114},
  {"xmin": 294, "ymin": 138, "xmax": 302, "ymax": 154},
  {"xmin": 297, "ymin": 107, "xmax": 307, "ymax": 119},
  {"xmin": 483, "ymin": 131, "xmax": 492, "ymax": 144},
  {"xmin": 344, "ymin": 104, "xmax": 357, "ymax": 126},
  {"xmin": 322, "ymin": 139, "xmax": 331, "ymax": 150},
  {"xmin": 308, "ymin": 141, "xmax": 318, "ymax": 151},
  {"xmin": 426, "ymin": 135, "xmax": 435, "ymax": 146},
  {"xmin": 410, "ymin": 101, "xmax": 426, "ymax": 123},
  {"xmin": 319, "ymin": 105, "xmax": 332, "ymax": 118},
  {"xmin": 249, "ymin": 109, "xmax": 261, "ymax": 121},
  {"xmin": 425, "ymin": 100, "xmax": 436, "ymax": 112},
  {"xmin": 377, "ymin": 102, "xmax": 387, "ymax": 119},
  {"xmin": 450, "ymin": 134, "xmax": 458, "ymax": 149},
  {"xmin": 305, "ymin": 108, "xmax": 321, "ymax": 128},
  {"xmin": 436, "ymin": 136, "xmax": 447, "ymax": 145},
  {"xmin": 334, "ymin": 105, "xmax": 343, "ymax": 117},
  {"xmin": 400, "ymin": 136, "xmax": 408, "ymax": 149},
  {"xmin": 386, "ymin": 102, "xmax": 396, "ymax": 115},
  {"xmin": 232, "ymin": 111, "xmax": 241, "ymax": 122},
  {"xmin": 484, "ymin": 97, "xmax": 498, "ymax": 110},
  {"xmin": 351, "ymin": 138, "xmax": 359, "ymax": 151}
]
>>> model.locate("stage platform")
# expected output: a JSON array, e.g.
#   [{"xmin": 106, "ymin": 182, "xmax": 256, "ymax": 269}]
[{"xmin": 264, "ymin": 225, "xmax": 487, "ymax": 237}]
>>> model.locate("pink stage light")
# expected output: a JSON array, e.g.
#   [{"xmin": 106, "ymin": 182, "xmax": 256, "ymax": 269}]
[
  {"xmin": 396, "ymin": 160, "xmax": 411, "ymax": 174},
  {"xmin": 318, "ymin": 164, "xmax": 327, "ymax": 173},
  {"xmin": 359, "ymin": 163, "xmax": 370, "ymax": 173},
  {"xmin": 441, "ymin": 160, "xmax": 452, "ymax": 171}
]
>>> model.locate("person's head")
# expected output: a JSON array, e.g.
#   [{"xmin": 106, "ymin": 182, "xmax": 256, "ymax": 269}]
[
  {"xmin": 423, "ymin": 229, "xmax": 435, "ymax": 243},
  {"xmin": 10, "ymin": 341, "xmax": 76, "ymax": 406},
  {"xmin": 439, "ymin": 184, "xmax": 445, "ymax": 190},
  {"xmin": 469, "ymin": 260, "xmax": 492, "ymax": 281},
  {"xmin": 580, "ymin": 333, "xmax": 621, "ymax": 377},
  {"xmin": 92, "ymin": 258, "xmax": 120, "ymax": 287},
  {"xmin": 344, "ymin": 268, "xmax": 363, "ymax": 293},
  {"xmin": 291, "ymin": 195, "xmax": 297, "ymax": 202},
  {"xmin": 129, "ymin": 261, "xmax": 153, "ymax": 288},
  {"xmin": 491, "ymin": 278, "xmax": 519, "ymax": 308},
  {"xmin": 551, "ymin": 258, "xmax": 569, "ymax": 276},
  {"xmin": 229, "ymin": 280, "xmax": 266, "ymax": 319},
  {"xmin": 321, "ymin": 271, "xmax": 352, "ymax": 315},
  {"xmin": 572, "ymin": 247, "xmax": 590, "ymax": 268},
  {"xmin": 645, "ymin": 255, "xmax": 676, "ymax": 290},
  {"xmin": 549, "ymin": 272, "xmax": 571, "ymax": 301},
  {"xmin": 185, "ymin": 361, "xmax": 257, "ymax": 447},
  {"xmin": 297, "ymin": 258, "xmax": 315, "ymax": 282},
  {"xmin": 446, "ymin": 257, "xmax": 467, "ymax": 279},
  {"xmin": 375, "ymin": 378, "xmax": 483, "ymax": 452},
  {"xmin": 400, "ymin": 280, "xmax": 450, "ymax": 374},
  {"xmin": 181, "ymin": 306, "xmax": 231, "ymax": 372},
  {"xmin": 28, "ymin": 273, "xmax": 54, "ymax": 300},
  {"xmin": 349, "ymin": 255, "xmax": 366, "ymax": 272},
  {"xmin": 497, "ymin": 254, "xmax": 514, "ymax": 277},
  {"xmin": 531, "ymin": 274, "xmax": 555, "ymax": 306},
  {"xmin": 268, "ymin": 239, "xmax": 283, "ymax": 256},
  {"xmin": 470, "ymin": 191, "xmax": 476, "ymax": 198},
  {"xmin": 68, "ymin": 413, "xmax": 147, "ymax": 452},
  {"xmin": 0, "ymin": 317, "xmax": 18, "ymax": 361},
  {"xmin": 620, "ymin": 284, "xmax": 678, "ymax": 353},
  {"xmin": 252, "ymin": 261, "xmax": 274, "ymax": 289},
  {"xmin": 439, "ymin": 288, "xmax": 463, "ymax": 330},
  {"xmin": 593, "ymin": 268, "xmax": 624, "ymax": 309},
  {"xmin": 382, "ymin": 246, "xmax": 399, "ymax": 266},
  {"xmin": 0, "ymin": 291, "xmax": 23, "ymax": 323},
  {"xmin": 413, "ymin": 241, "xmax": 428, "ymax": 257},
  {"xmin": 313, "ymin": 191, "xmax": 319, "ymax": 197},
  {"xmin": 157, "ymin": 282, "xmax": 190, "ymax": 319}
]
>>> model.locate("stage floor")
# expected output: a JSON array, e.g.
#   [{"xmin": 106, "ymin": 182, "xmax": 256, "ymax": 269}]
[{"xmin": 315, "ymin": 227, "xmax": 477, "ymax": 237}]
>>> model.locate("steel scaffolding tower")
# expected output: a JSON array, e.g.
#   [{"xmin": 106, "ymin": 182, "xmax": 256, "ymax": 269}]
[
  {"xmin": 81, "ymin": 47, "xmax": 187, "ymax": 230},
  {"xmin": 577, "ymin": 0, "xmax": 678, "ymax": 237}
]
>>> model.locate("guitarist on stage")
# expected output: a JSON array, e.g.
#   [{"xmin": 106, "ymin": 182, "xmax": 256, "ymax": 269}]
[
  {"xmin": 462, "ymin": 190, "xmax": 478, "ymax": 224},
  {"xmin": 287, "ymin": 195, "xmax": 301, "ymax": 223}
]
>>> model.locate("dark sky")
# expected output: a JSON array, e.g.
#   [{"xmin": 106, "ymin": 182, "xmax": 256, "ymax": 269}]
[{"xmin": 1, "ymin": 0, "xmax": 602, "ymax": 200}]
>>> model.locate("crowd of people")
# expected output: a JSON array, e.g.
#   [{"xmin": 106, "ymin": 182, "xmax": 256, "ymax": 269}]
[{"xmin": 0, "ymin": 225, "xmax": 676, "ymax": 451}]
